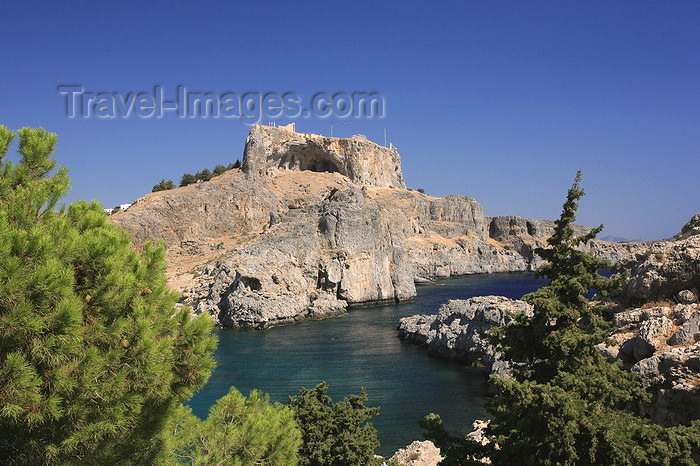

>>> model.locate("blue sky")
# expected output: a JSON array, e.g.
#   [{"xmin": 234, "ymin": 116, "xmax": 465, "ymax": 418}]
[{"xmin": 1, "ymin": 1, "xmax": 698, "ymax": 240}]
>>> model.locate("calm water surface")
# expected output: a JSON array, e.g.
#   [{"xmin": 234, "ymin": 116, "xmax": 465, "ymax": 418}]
[{"xmin": 188, "ymin": 272, "xmax": 546, "ymax": 456}]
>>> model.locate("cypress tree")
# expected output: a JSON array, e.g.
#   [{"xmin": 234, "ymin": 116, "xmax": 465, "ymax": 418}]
[
  {"xmin": 486, "ymin": 171, "xmax": 700, "ymax": 464},
  {"xmin": 0, "ymin": 126, "xmax": 217, "ymax": 464}
]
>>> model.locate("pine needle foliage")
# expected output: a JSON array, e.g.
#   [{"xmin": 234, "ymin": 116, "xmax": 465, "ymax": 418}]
[
  {"xmin": 486, "ymin": 171, "xmax": 700, "ymax": 465},
  {"xmin": 0, "ymin": 126, "xmax": 217, "ymax": 464},
  {"xmin": 165, "ymin": 387, "xmax": 301, "ymax": 465},
  {"xmin": 289, "ymin": 382, "xmax": 381, "ymax": 466}
]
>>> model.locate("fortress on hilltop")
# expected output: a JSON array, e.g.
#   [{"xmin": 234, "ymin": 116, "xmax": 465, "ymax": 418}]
[{"xmin": 241, "ymin": 123, "xmax": 406, "ymax": 189}]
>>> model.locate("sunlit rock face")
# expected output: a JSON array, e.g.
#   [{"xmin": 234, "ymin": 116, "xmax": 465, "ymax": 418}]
[
  {"xmin": 111, "ymin": 125, "xmax": 641, "ymax": 329},
  {"xmin": 242, "ymin": 124, "xmax": 406, "ymax": 189}
]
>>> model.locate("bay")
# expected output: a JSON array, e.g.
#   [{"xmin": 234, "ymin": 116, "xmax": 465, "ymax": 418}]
[{"xmin": 187, "ymin": 272, "xmax": 547, "ymax": 456}]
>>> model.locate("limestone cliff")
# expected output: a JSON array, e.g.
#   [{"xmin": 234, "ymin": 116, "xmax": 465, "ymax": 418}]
[
  {"xmin": 110, "ymin": 125, "xmax": 641, "ymax": 328},
  {"xmin": 242, "ymin": 124, "xmax": 406, "ymax": 189},
  {"xmin": 617, "ymin": 213, "xmax": 700, "ymax": 304}
]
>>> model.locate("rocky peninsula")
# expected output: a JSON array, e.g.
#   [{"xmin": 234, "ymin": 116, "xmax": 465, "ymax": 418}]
[
  {"xmin": 398, "ymin": 296, "xmax": 532, "ymax": 379},
  {"xmin": 111, "ymin": 124, "xmax": 643, "ymax": 328}
]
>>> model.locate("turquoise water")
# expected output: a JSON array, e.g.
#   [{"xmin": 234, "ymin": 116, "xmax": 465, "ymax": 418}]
[{"xmin": 187, "ymin": 272, "xmax": 546, "ymax": 456}]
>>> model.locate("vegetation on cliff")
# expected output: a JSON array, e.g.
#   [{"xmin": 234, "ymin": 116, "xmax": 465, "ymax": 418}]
[{"xmin": 152, "ymin": 160, "xmax": 242, "ymax": 192}]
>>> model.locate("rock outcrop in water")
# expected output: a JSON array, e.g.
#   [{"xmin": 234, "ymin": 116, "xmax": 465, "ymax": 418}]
[
  {"xmin": 397, "ymin": 296, "xmax": 532, "ymax": 377},
  {"xmin": 111, "ymin": 124, "xmax": 643, "ymax": 328}
]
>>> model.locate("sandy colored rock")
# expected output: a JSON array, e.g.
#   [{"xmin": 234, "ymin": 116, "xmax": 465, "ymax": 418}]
[
  {"xmin": 390, "ymin": 440, "xmax": 443, "ymax": 466},
  {"xmin": 242, "ymin": 124, "xmax": 406, "ymax": 189},
  {"xmin": 618, "ymin": 214, "xmax": 700, "ymax": 304},
  {"xmin": 109, "ymin": 125, "xmax": 641, "ymax": 328}
]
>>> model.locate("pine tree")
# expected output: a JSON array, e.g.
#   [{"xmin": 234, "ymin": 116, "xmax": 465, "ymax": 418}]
[
  {"xmin": 486, "ymin": 171, "xmax": 700, "ymax": 464},
  {"xmin": 289, "ymin": 382, "xmax": 380, "ymax": 466},
  {"xmin": 153, "ymin": 179, "xmax": 176, "ymax": 192},
  {"xmin": 213, "ymin": 164, "xmax": 227, "ymax": 176},
  {"xmin": 180, "ymin": 173, "xmax": 197, "ymax": 187},
  {"xmin": 0, "ymin": 126, "xmax": 217, "ymax": 464},
  {"xmin": 195, "ymin": 169, "xmax": 212, "ymax": 182},
  {"xmin": 165, "ymin": 387, "xmax": 301, "ymax": 465}
]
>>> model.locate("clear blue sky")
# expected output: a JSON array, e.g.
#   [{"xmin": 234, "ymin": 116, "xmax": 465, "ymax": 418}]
[{"xmin": 2, "ymin": 1, "xmax": 698, "ymax": 240}]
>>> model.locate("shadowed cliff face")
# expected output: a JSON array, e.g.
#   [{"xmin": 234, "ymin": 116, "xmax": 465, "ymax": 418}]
[{"xmin": 110, "ymin": 126, "xmax": 643, "ymax": 328}]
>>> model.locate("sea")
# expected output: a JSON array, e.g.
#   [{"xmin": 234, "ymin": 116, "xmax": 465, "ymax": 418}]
[{"xmin": 187, "ymin": 272, "xmax": 548, "ymax": 456}]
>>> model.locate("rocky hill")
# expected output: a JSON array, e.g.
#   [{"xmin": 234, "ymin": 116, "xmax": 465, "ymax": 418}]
[
  {"xmin": 110, "ymin": 124, "xmax": 643, "ymax": 328},
  {"xmin": 242, "ymin": 124, "xmax": 406, "ymax": 189}
]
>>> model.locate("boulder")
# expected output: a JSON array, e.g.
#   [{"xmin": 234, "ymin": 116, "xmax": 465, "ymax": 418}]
[
  {"xmin": 677, "ymin": 289, "xmax": 697, "ymax": 304},
  {"xmin": 614, "ymin": 308, "xmax": 646, "ymax": 327},
  {"xmin": 673, "ymin": 304, "xmax": 700, "ymax": 322},
  {"xmin": 668, "ymin": 311, "xmax": 700, "ymax": 346},
  {"xmin": 618, "ymin": 337, "xmax": 637, "ymax": 363},
  {"xmin": 631, "ymin": 342, "xmax": 700, "ymax": 426},
  {"xmin": 633, "ymin": 315, "xmax": 673, "ymax": 360},
  {"xmin": 390, "ymin": 440, "xmax": 443, "ymax": 466}
]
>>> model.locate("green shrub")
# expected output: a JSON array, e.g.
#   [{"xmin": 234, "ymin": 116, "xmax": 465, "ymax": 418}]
[
  {"xmin": 196, "ymin": 169, "xmax": 213, "ymax": 182},
  {"xmin": 153, "ymin": 179, "xmax": 176, "ymax": 192},
  {"xmin": 180, "ymin": 173, "xmax": 197, "ymax": 187}
]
